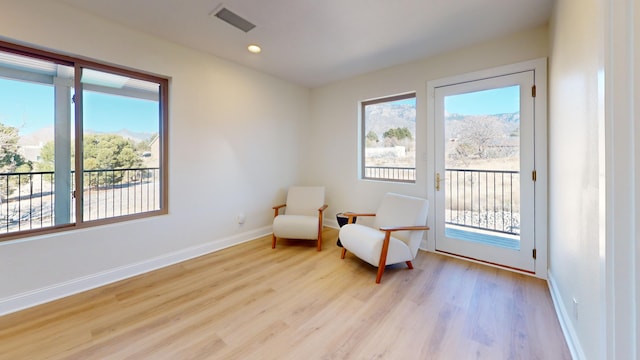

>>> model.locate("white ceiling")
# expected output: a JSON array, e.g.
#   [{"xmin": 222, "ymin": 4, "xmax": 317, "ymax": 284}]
[{"xmin": 60, "ymin": 0, "xmax": 553, "ymax": 88}]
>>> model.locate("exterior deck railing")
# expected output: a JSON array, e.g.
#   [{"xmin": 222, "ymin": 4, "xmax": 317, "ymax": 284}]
[
  {"xmin": 1, "ymin": 166, "xmax": 517, "ymax": 236},
  {"xmin": 82, "ymin": 168, "xmax": 160, "ymax": 221},
  {"xmin": 0, "ymin": 167, "xmax": 160, "ymax": 234},
  {"xmin": 0, "ymin": 171, "xmax": 56, "ymax": 233},
  {"xmin": 445, "ymin": 168, "xmax": 520, "ymax": 235},
  {"xmin": 363, "ymin": 166, "xmax": 518, "ymax": 235},
  {"xmin": 364, "ymin": 166, "xmax": 416, "ymax": 182}
]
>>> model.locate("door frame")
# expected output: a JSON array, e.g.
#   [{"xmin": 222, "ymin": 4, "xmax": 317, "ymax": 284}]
[
  {"xmin": 434, "ymin": 71, "xmax": 536, "ymax": 272},
  {"xmin": 425, "ymin": 58, "xmax": 548, "ymax": 279}
]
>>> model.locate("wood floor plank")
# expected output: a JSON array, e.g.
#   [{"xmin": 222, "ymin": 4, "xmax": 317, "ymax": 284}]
[{"xmin": 0, "ymin": 228, "xmax": 571, "ymax": 359}]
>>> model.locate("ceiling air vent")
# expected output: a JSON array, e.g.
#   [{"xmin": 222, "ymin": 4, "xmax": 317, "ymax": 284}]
[{"xmin": 213, "ymin": 7, "xmax": 256, "ymax": 33}]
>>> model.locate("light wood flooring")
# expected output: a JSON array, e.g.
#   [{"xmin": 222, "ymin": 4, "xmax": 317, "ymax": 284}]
[{"xmin": 0, "ymin": 228, "xmax": 571, "ymax": 359}]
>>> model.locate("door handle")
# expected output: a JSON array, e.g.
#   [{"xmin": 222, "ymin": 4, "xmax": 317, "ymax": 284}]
[{"xmin": 435, "ymin": 173, "xmax": 441, "ymax": 191}]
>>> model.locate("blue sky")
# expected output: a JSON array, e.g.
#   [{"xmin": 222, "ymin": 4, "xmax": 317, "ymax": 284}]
[
  {"xmin": 0, "ymin": 77, "xmax": 517, "ymax": 136},
  {"xmin": 445, "ymin": 85, "xmax": 519, "ymax": 115},
  {"xmin": 384, "ymin": 86, "xmax": 518, "ymax": 117},
  {"xmin": 392, "ymin": 97, "xmax": 416, "ymax": 107},
  {"xmin": 0, "ymin": 78, "xmax": 159, "ymax": 135},
  {"xmin": 84, "ymin": 91, "xmax": 159, "ymax": 135}
]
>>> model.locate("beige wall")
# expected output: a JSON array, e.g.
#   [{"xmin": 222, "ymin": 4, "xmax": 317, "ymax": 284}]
[
  {"xmin": 0, "ymin": 0, "xmax": 310, "ymax": 313},
  {"xmin": 548, "ymin": 0, "xmax": 605, "ymax": 358}
]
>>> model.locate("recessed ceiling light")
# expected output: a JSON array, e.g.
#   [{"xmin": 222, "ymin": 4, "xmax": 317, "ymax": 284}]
[{"xmin": 247, "ymin": 44, "xmax": 262, "ymax": 54}]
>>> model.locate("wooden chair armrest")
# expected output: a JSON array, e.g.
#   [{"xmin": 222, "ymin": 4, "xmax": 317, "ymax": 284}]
[
  {"xmin": 341, "ymin": 212, "xmax": 376, "ymax": 224},
  {"xmin": 318, "ymin": 204, "xmax": 328, "ymax": 212},
  {"xmin": 379, "ymin": 225, "xmax": 430, "ymax": 232},
  {"xmin": 342, "ymin": 212, "xmax": 376, "ymax": 217},
  {"xmin": 273, "ymin": 204, "xmax": 286, "ymax": 217}
]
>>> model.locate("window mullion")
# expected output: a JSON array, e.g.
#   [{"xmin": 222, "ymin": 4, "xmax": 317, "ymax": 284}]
[
  {"xmin": 73, "ymin": 66, "xmax": 84, "ymax": 226},
  {"xmin": 53, "ymin": 75, "xmax": 73, "ymax": 225}
]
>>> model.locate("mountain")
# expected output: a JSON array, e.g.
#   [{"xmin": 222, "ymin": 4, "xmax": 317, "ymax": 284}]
[
  {"xmin": 18, "ymin": 127, "xmax": 153, "ymax": 146},
  {"xmin": 445, "ymin": 112, "xmax": 520, "ymax": 139},
  {"xmin": 18, "ymin": 126, "xmax": 54, "ymax": 147},
  {"xmin": 445, "ymin": 112, "xmax": 519, "ymax": 122},
  {"xmin": 365, "ymin": 103, "xmax": 416, "ymax": 138},
  {"xmin": 366, "ymin": 105, "xmax": 519, "ymax": 141},
  {"xmin": 85, "ymin": 129, "xmax": 154, "ymax": 143}
]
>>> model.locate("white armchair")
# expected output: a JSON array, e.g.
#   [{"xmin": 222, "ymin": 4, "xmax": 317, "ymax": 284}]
[
  {"xmin": 339, "ymin": 193, "xmax": 429, "ymax": 283},
  {"xmin": 272, "ymin": 186, "xmax": 328, "ymax": 251}
]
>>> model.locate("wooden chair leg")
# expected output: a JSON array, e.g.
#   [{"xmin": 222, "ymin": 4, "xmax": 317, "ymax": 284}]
[
  {"xmin": 406, "ymin": 261, "xmax": 413, "ymax": 269},
  {"xmin": 375, "ymin": 265, "xmax": 386, "ymax": 284},
  {"xmin": 375, "ymin": 231, "xmax": 392, "ymax": 284},
  {"xmin": 317, "ymin": 213, "xmax": 323, "ymax": 252},
  {"xmin": 341, "ymin": 248, "xmax": 347, "ymax": 259},
  {"xmin": 272, "ymin": 234, "xmax": 276, "ymax": 249}
]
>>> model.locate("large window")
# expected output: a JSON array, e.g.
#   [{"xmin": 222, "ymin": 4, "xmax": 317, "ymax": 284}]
[
  {"xmin": 361, "ymin": 93, "xmax": 416, "ymax": 182},
  {"xmin": 0, "ymin": 42, "xmax": 168, "ymax": 240}
]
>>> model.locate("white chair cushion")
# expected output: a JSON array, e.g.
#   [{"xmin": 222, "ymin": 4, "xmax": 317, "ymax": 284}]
[
  {"xmin": 374, "ymin": 193, "xmax": 429, "ymax": 244},
  {"xmin": 374, "ymin": 193, "xmax": 429, "ymax": 257},
  {"xmin": 339, "ymin": 223, "xmax": 413, "ymax": 266},
  {"xmin": 273, "ymin": 215, "xmax": 319, "ymax": 240},
  {"xmin": 285, "ymin": 186, "xmax": 325, "ymax": 216}
]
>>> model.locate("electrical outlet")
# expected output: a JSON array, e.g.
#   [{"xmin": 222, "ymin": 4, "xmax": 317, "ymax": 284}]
[
  {"xmin": 572, "ymin": 298, "xmax": 578, "ymax": 320},
  {"xmin": 237, "ymin": 213, "xmax": 246, "ymax": 224}
]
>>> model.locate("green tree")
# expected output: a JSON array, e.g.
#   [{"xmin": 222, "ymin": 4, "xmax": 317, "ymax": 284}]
[
  {"xmin": 382, "ymin": 127, "xmax": 414, "ymax": 149},
  {"xmin": 38, "ymin": 134, "xmax": 143, "ymax": 186},
  {"xmin": 83, "ymin": 134, "xmax": 143, "ymax": 186},
  {"xmin": 365, "ymin": 130, "xmax": 379, "ymax": 147},
  {"xmin": 0, "ymin": 123, "xmax": 31, "ymax": 173},
  {"xmin": 136, "ymin": 133, "xmax": 158, "ymax": 153},
  {"xmin": 0, "ymin": 123, "xmax": 32, "ymax": 197},
  {"xmin": 35, "ymin": 141, "xmax": 56, "ymax": 172},
  {"xmin": 382, "ymin": 127, "xmax": 413, "ymax": 141}
]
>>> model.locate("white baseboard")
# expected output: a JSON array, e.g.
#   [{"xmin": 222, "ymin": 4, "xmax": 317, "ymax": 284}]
[
  {"xmin": 0, "ymin": 226, "xmax": 272, "ymax": 317},
  {"xmin": 547, "ymin": 271, "xmax": 586, "ymax": 360},
  {"xmin": 325, "ymin": 219, "xmax": 339, "ymax": 229}
]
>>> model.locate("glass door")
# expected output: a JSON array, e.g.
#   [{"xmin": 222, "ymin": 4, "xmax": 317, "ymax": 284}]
[{"xmin": 434, "ymin": 71, "xmax": 536, "ymax": 272}]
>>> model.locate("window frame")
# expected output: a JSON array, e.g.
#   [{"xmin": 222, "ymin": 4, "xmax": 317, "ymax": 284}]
[
  {"xmin": 0, "ymin": 40, "xmax": 169, "ymax": 241},
  {"xmin": 360, "ymin": 92, "xmax": 417, "ymax": 183}
]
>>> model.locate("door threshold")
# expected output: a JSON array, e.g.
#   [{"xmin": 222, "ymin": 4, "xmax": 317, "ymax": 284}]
[{"xmin": 434, "ymin": 249, "xmax": 537, "ymax": 277}]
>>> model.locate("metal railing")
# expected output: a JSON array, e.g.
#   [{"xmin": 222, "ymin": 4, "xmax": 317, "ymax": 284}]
[
  {"xmin": 0, "ymin": 167, "xmax": 160, "ymax": 234},
  {"xmin": 445, "ymin": 168, "xmax": 520, "ymax": 235},
  {"xmin": 363, "ymin": 166, "xmax": 518, "ymax": 234},
  {"xmin": 0, "ymin": 166, "xmax": 516, "ymax": 236},
  {"xmin": 0, "ymin": 171, "xmax": 57, "ymax": 233},
  {"xmin": 364, "ymin": 166, "xmax": 416, "ymax": 182}
]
